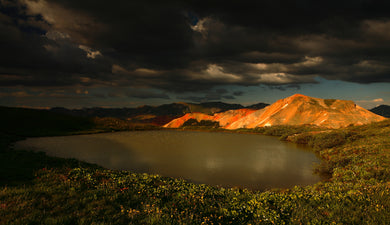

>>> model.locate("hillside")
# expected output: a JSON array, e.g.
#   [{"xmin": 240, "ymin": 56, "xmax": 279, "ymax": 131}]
[
  {"xmin": 227, "ymin": 94, "xmax": 385, "ymax": 129},
  {"xmin": 164, "ymin": 94, "xmax": 386, "ymax": 129},
  {"xmin": 50, "ymin": 102, "xmax": 246, "ymax": 118},
  {"xmin": 0, "ymin": 106, "xmax": 95, "ymax": 137},
  {"xmin": 370, "ymin": 105, "xmax": 390, "ymax": 118},
  {"xmin": 49, "ymin": 102, "xmax": 268, "ymax": 126},
  {"xmin": 163, "ymin": 108, "xmax": 256, "ymax": 128},
  {"xmin": 0, "ymin": 106, "xmax": 158, "ymax": 140}
]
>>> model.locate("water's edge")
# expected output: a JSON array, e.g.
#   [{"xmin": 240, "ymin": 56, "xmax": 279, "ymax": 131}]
[{"xmin": 14, "ymin": 130, "xmax": 322, "ymax": 191}]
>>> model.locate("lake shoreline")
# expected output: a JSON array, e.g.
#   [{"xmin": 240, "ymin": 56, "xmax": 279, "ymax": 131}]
[
  {"xmin": 14, "ymin": 130, "xmax": 322, "ymax": 191},
  {"xmin": 6, "ymin": 124, "xmax": 330, "ymax": 188}
]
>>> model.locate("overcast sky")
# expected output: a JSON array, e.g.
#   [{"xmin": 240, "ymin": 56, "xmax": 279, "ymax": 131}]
[{"xmin": 1, "ymin": 0, "xmax": 389, "ymax": 109}]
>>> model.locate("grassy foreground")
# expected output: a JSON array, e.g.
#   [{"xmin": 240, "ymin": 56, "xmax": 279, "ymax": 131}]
[{"xmin": 0, "ymin": 110, "xmax": 389, "ymax": 224}]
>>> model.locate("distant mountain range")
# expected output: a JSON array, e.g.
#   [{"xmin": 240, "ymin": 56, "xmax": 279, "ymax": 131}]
[
  {"xmin": 370, "ymin": 105, "xmax": 390, "ymax": 118},
  {"xmin": 165, "ymin": 94, "xmax": 386, "ymax": 129},
  {"xmin": 1, "ymin": 98, "xmax": 387, "ymax": 129},
  {"xmin": 49, "ymin": 102, "xmax": 269, "ymax": 125}
]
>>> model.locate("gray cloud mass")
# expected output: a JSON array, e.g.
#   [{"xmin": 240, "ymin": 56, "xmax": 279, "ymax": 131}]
[{"xmin": 1, "ymin": 0, "xmax": 390, "ymax": 96}]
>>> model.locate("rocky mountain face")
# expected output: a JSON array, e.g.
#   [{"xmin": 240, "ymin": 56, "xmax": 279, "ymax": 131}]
[{"xmin": 164, "ymin": 94, "xmax": 386, "ymax": 129}]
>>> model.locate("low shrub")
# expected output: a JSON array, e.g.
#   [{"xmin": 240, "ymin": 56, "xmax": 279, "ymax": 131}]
[
  {"xmin": 289, "ymin": 132, "xmax": 315, "ymax": 144},
  {"xmin": 309, "ymin": 131, "xmax": 346, "ymax": 149}
]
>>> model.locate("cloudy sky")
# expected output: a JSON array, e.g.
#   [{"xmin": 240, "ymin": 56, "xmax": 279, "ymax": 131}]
[{"xmin": 1, "ymin": 0, "xmax": 389, "ymax": 109}]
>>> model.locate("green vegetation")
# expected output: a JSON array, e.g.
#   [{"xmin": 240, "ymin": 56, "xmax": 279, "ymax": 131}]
[
  {"xmin": 3, "ymin": 166, "xmax": 388, "ymax": 225},
  {"xmin": 1, "ymin": 106, "xmax": 389, "ymax": 224},
  {"xmin": 244, "ymin": 125, "xmax": 322, "ymax": 138},
  {"xmin": 0, "ymin": 150, "xmax": 101, "ymax": 187}
]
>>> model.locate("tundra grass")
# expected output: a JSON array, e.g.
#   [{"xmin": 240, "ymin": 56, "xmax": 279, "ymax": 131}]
[{"xmin": 1, "ymin": 119, "xmax": 389, "ymax": 224}]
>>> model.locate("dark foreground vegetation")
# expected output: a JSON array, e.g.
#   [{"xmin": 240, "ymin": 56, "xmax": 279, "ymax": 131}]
[{"xmin": 0, "ymin": 106, "xmax": 389, "ymax": 224}]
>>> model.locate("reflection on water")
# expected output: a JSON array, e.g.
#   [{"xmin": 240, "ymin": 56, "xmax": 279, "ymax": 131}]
[{"xmin": 14, "ymin": 130, "xmax": 321, "ymax": 190}]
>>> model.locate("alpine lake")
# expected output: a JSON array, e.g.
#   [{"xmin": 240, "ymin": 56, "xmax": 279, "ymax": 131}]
[{"xmin": 14, "ymin": 130, "xmax": 322, "ymax": 191}]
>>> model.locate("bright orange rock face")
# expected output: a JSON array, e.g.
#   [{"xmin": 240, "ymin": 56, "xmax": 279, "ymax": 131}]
[
  {"xmin": 226, "ymin": 94, "xmax": 386, "ymax": 129},
  {"xmin": 213, "ymin": 109, "xmax": 257, "ymax": 127},
  {"xmin": 163, "ymin": 94, "xmax": 386, "ymax": 129}
]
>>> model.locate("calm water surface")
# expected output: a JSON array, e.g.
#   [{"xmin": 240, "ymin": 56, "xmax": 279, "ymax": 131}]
[{"xmin": 14, "ymin": 130, "xmax": 321, "ymax": 190}]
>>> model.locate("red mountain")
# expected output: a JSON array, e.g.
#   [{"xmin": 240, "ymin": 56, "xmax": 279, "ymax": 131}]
[{"xmin": 164, "ymin": 94, "xmax": 386, "ymax": 129}]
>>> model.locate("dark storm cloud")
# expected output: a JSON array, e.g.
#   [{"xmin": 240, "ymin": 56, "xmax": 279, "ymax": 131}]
[
  {"xmin": 178, "ymin": 96, "xmax": 206, "ymax": 103},
  {"xmin": 222, "ymin": 95, "xmax": 235, "ymax": 100},
  {"xmin": 0, "ymin": 1, "xmax": 112, "ymax": 87},
  {"xmin": 1, "ymin": 0, "xmax": 390, "ymax": 97},
  {"xmin": 267, "ymin": 84, "xmax": 301, "ymax": 91},
  {"xmin": 125, "ymin": 90, "xmax": 170, "ymax": 100},
  {"xmin": 216, "ymin": 88, "xmax": 228, "ymax": 94},
  {"xmin": 179, "ymin": 94, "xmax": 235, "ymax": 103},
  {"xmin": 105, "ymin": 88, "xmax": 170, "ymax": 99},
  {"xmin": 93, "ymin": 93, "xmax": 106, "ymax": 98},
  {"xmin": 233, "ymin": 91, "xmax": 244, "ymax": 96},
  {"xmin": 178, "ymin": 89, "xmax": 237, "ymax": 102}
]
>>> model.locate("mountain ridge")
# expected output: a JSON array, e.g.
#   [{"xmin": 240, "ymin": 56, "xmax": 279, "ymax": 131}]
[
  {"xmin": 164, "ymin": 94, "xmax": 386, "ymax": 129},
  {"xmin": 49, "ymin": 102, "xmax": 269, "ymax": 125}
]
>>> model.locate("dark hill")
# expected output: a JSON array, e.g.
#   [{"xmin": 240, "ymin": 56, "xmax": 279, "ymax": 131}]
[
  {"xmin": 246, "ymin": 102, "xmax": 270, "ymax": 110},
  {"xmin": 370, "ymin": 105, "xmax": 390, "ymax": 118},
  {"xmin": 0, "ymin": 106, "xmax": 94, "ymax": 137}
]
